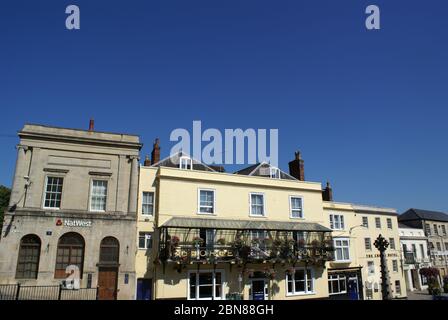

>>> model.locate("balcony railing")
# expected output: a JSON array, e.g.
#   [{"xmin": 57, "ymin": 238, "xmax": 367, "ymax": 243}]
[
  {"xmin": 404, "ymin": 252, "xmax": 416, "ymax": 264},
  {"xmin": 157, "ymin": 228, "xmax": 334, "ymax": 267}
]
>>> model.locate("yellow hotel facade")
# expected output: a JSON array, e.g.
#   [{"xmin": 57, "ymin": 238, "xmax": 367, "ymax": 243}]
[{"xmin": 135, "ymin": 142, "xmax": 407, "ymax": 300}]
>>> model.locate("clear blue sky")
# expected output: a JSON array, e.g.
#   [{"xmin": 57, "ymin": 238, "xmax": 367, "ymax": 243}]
[{"xmin": 1, "ymin": 0, "xmax": 447, "ymax": 213}]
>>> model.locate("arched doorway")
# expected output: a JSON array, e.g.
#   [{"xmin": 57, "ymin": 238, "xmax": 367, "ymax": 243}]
[
  {"xmin": 16, "ymin": 234, "xmax": 41, "ymax": 279},
  {"xmin": 55, "ymin": 232, "xmax": 85, "ymax": 279},
  {"xmin": 98, "ymin": 237, "xmax": 119, "ymax": 300}
]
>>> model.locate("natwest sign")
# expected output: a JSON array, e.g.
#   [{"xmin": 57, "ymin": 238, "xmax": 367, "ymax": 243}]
[{"xmin": 56, "ymin": 218, "xmax": 92, "ymax": 227}]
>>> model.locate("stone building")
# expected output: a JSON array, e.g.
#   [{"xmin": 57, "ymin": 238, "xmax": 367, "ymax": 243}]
[
  {"xmin": 0, "ymin": 122, "xmax": 141, "ymax": 300},
  {"xmin": 399, "ymin": 209, "xmax": 448, "ymax": 278}
]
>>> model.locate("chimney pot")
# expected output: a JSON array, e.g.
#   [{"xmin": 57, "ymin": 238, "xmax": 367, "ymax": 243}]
[
  {"xmin": 322, "ymin": 181, "xmax": 333, "ymax": 202},
  {"xmin": 143, "ymin": 155, "xmax": 151, "ymax": 166},
  {"xmin": 89, "ymin": 119, "xmax": 94, "ymax": 131},
  {"xmin": 151, "ymin": 138, "xmax": 161, "ymax": 165},
  {"xmin": 289, "ymin": 150, "xmax": 305, "ymax": 181}
]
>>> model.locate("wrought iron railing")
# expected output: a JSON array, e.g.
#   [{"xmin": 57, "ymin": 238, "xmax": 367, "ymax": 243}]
[
  {"xmin": 159, "ymin": 241, "xmax": 334, "ymax": 265},
  {"xmin": 404, "ymin": 252, "xmax": 416, "ymax": 264},
  {"xmin": 0, "ymin": 284, "xmax": 98, "ymax": 300}
]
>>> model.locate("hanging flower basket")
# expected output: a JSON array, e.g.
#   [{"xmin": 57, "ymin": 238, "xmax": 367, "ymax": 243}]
[
  {"xmin": 192, "ymin": 237, "xmax": 204, "ymax": 246},
  {"xmin": 311, "ymin": 240, "xmax": 321, "ymax": 247},
  {"xmin": 297, "ymin": 239, "xmax": 306, "ymax": 247},
  {"xmin": 263, "ymin": 267, "xmax": 276, "ymax": 280},
  {"xmin": 216, "ymin": 238, "xmax": 226, "ymax": 245},
  {"xmin": 233, "ymin": 237, "xmax": 244, "ymax": 248},
  {"xmin": 170, "ymin": 235, "xmax": 180, "ymax": 246}
]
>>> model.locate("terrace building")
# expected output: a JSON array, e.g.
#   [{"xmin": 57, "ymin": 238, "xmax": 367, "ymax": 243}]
[
  {"xmin": 323, "ymin": 201, "xmax": 407, "ymax": 300},
  {"xmin": 136, "ymin": 144, "xmax": 407, "ymax": 300},
  {"xmin": 399, "ymin": 208, "xmax": 448, "ymax": 279}
]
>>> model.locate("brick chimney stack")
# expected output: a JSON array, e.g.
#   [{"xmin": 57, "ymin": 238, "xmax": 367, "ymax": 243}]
[
  {"xmin": 143, "ymin": 155, "xmax": 151, "ymax": 166},
  {"xmin": 322, "ymin": 181, "xmax": 333, "ymax": 201},
  {"xmin": 151, "ymin": 138, "xmax": 160, "ymax": 165},
  {"xmin": 88, "ymin": 119, "xmax": 94, "ymax": 131},
  {"xmin": 288, "ymin": 151, "xmax": 305, "ymax": 181}
]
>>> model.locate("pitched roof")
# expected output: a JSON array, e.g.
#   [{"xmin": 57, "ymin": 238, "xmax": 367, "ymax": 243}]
[
  {"xmin": 399, "ymin": 208, "xmax": 448, "ymax": 223},
  {"xmin": 151, "ymin": 151, "xmax": 217, "ymax": 172},
  {"xmin": 234, "ymin": 163, "xmax": 260, "ymax": 175},
  {"xmin": 398, "ymin": 222, "xmax": 419, "ymax": 229},
  {"xmin": 234, "ymin": 162, "xmax": 297, "ymax": 180},
  {"xmin": 160, "ymin": 217, "xmax": 331, "ymax": 232}
]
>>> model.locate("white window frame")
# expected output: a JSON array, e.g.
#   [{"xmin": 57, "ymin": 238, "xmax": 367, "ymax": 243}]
[
  {"xmin": 89, "ymin": 179, "xmax": 108, "ymax": 212},
  {"xmin": 249, "ymin": 192, "xmax": 266, "ymax": 217},
  {"xmin": 375, "ymin": 217, "xmax": 381, "ymax": 229},
  {"xmin": 362, "ymin": 216, "xmax": 369, "ymax": 228},
  {"xmin": 142, "ymin": 191, "xmax": 155, "ymax": 216},
  {"xmin": 138, "ymin": 232, "xmax": 152, "ymax": 250},
  {"xmin": 289, "ymin": 196, "xmax": 304, "ymax": 219},
  {"xmin": 389, "ymin": 238, "xmax": 396, "ymax": 250},
  {"xmin": 387, "ymin": 218, "xmax": 393, "ymax": 229},
  {"xmin": 333, "ymin": 237, "xmax": 351, "ymax": 262},
  {"xmin": 269, "ymin": 167, "xmax": 280, "ymax": 179},
  {"xmin": 329, "ymin": 214, "xmax": 345, "ymax": 230},
  {"xmin": 42, "ymin": 175, "xmax": 64, "ymax": 210},
  {"xmin": 364, "ymin": 238, "xmax": 372, "ymax": 250},
  {"xmin": 285, "ymin": 267, "xmax": 315, "ymax": 296},
  {"xmin": 367, "ymin": 261, "xmax": 375, "ymax": 275},
  {"xmin": 187, "ymin": 269, "xmax": 225, "ymax": 300},
  {"xmin": 392, "ymin": 260, "xmax": 398, "ymax": 272},
  {"xmin": 328, "ymin": 274, "xmax": 347, "ymax": 295},
  {"xmin": 179, "ymin": 156, "xmax": 193, "ymax": 170},
  {"xmin": 197, "ymin": 189, "xmax": 216, "ymax": 215}
]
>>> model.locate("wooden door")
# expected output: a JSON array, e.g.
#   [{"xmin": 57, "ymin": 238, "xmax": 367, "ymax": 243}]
[{"xmin": 98, "ymin": 267, "xmax": 118, "ymax": 300}]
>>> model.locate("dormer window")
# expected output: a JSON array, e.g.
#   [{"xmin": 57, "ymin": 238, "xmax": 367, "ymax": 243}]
[
  {"xmin": 179, "ymin": 156, "xmax": 193, "ymax": 170},
  {"xmin": 269, "ymin": 167, "xmax": 280, "ymax": 179}
]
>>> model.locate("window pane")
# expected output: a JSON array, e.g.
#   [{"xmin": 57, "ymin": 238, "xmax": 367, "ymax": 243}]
[
  {"xmin": 142, "ymin": 192, "xmax": 154, "ymax": 215},
  {"xmin": 199, "ymin": 273, "xmax": 213, "ymax": 285},
  {"xmin": 199, "ymin": 190, "xmax": 214, "ymax": 213},
  {"xmin": 44, "ymin": 177, "xmax": 63, "ymax": 208},
  {"xmin": 189, "ymin": 273, "xmax": 196, "ymax": 299},
  {"xmin": 91, "ymin": 180, "xmax": 107, "ymax": 211},
  {"xmin": 199, "ymin": 285, "xmax": 213, "ymax": 299}
]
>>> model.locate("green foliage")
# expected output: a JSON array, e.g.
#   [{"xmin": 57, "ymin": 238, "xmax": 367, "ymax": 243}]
[{"xmin": 0, "ymin": 185, "xmax": 11, "ymax": 232}]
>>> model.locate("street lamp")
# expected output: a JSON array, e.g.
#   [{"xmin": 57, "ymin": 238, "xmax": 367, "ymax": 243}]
[{"xmin": 374, "ymin": 234, "xmax": 390, "ymax": 300}]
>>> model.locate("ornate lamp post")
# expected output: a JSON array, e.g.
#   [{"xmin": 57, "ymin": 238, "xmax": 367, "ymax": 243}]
[{"xmin": 374, "ymin": 234, "xmax": 390, "ymax": 300}]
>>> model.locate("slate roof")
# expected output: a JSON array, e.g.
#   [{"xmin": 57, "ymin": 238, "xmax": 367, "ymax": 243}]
[
  {"xmin": 399, "ymin": 208, "xmax": 448, "ymax": 223},
  {"xmin": 234, "ymin": 162, "xmax": 297, "ymax": 180}
]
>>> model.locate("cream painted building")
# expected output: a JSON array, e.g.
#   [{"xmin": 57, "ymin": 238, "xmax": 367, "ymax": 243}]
[
  {"xmin": 136, "ymin": 151, "xmax": 333, "ymax": 300},
  {"xmin": 323, "ymin": 201, "xmax": 407, "ymax": 299},
  {"xmin": 135, "ymin": 146, "xmax": 407, "ymax": 300}
]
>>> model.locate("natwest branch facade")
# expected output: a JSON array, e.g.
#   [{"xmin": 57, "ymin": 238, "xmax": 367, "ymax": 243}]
[{"xmin": 0, "ymin": 123, "xmax": 141, "ymax": 300}]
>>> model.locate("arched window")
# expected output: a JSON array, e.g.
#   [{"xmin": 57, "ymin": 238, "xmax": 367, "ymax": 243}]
[
  {"xmin": 55, "ymin": 232, "xmax": 85, "ymax": 278},
  {"xmin": 16, "ymin": 234, "xmax": 41, "ymax": 279},
  {"xmin": 99, "ymin": 237, "xmax": 119, "ymax": 265}
]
